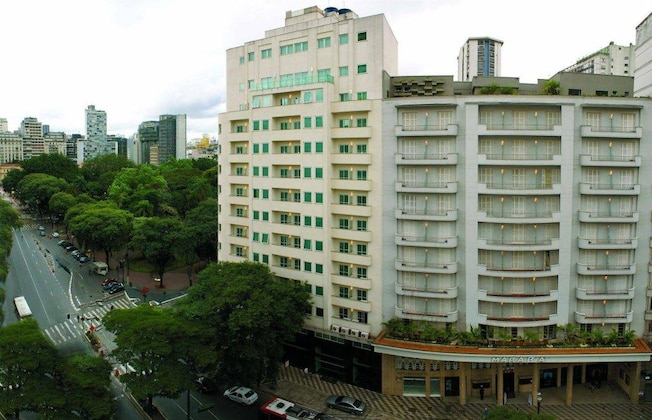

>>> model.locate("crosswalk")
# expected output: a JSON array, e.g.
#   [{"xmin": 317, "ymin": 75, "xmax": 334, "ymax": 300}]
[{"xmin": 43, "ymin": 295, "xmax": 134, "ymax": 345}]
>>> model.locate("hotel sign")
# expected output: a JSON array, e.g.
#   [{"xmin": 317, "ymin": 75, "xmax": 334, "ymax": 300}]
[{"xmin": 491, "ymin": 356, "xmax": 545, "ymax": 363}]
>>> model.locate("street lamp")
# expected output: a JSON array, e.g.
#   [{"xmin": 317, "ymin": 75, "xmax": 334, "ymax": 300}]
[{"xmin": 537, "ymin": 391, "xmax": 542, "ymax": 414}]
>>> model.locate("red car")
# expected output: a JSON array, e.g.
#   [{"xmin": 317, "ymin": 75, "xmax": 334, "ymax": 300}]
[{"xmin": 101, "ymin": 277, "xmax": 117, "ymax": 286}]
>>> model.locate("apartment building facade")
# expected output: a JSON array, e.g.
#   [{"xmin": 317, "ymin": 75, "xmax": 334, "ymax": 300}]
[
  {"xmin": 218, "ymin": 6, "xmax": 652, "ymax": 402},
  {"xmin": 457, "ymin": 37, "xmax": 503, "ymax": 82},
  {"xmin": 562, "ymin": 41, "xmax": 635, "ymax": 76}
]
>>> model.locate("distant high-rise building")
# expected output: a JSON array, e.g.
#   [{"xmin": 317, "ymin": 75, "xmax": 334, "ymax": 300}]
[
  {"xmin": 562, "ymin": 41, "xmax": 635, "ymax": 76},
  {"xmin": 458, "ymin": 37, "xmax": 502, "ymax": 81},
  {"xmin": 43, "ymin": 131, "xmax": 66, "ymax": 155},
  {"xmin": 0, "ymin": 118, "xmax": 8, "ymax": 133},
  {"xmin": 635, "ymin": 12, "xmax": 652, "ymax": 96},
  {"xmin": 136, "ymin": 121, "xmax": 159, "ymax": 165},
  {"xmin": 20, "ymin": 117, "xmax": 44, "ymax": 159},
  {"xmin": 158, "ymin": 114, "xmax": 187, "ymax": 163},
  {"xmin": 0, "ymin": 131, "xmax": 23, "ymax": 163},
  {"xmin": 81, "ymin": 104, "xmax": 112, "ymax": 163}
]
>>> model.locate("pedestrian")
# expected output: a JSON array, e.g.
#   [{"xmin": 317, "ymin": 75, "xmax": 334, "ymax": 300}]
[
  {"xmin": 479, "ymin": 384, "xmax": 484, "ymax": 400},
  {"xmin": 528, "ymin": 392, "xmax": 532, "ymax": 406},
  {"xmin": 503, "ymin": 391, "xmax": 507, "ymax": 405},
  {"xmin": 110, "ymin": 305, "xmax": 114, "ymax": 310},
  {"xmin": 483, "ymin": 407, "xmax": 489, "ymax": 419}
]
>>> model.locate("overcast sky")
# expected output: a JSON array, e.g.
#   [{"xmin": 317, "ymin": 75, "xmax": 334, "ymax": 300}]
[{"xmin": 2, "ymin": 0, "xmax": 651, "ymax": 141}]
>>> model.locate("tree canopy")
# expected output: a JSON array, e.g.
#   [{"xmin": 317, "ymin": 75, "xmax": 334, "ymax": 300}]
[
  {"xmin": 108, "ymin": 166, "xmax": 170, "ymax": 216},
  {"xmin": 129, "ymin": 216, "xmax": 183, "ymax": 287}
]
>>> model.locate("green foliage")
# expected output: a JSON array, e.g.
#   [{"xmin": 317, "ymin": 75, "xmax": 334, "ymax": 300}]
[
  {"xmin": 62, "ymin": 354, "xmax": 113, "ymax": 419},
  {"xmin": 103, "ymin": 305, "xmax": 202, "ymax": 411},
  {"xmin": 175, "ymin": 261, "xmax": 312, "ymax": 386},
  {"xmin": 1, "ymin": 168, "xmax": 25, "ymax": 195},
  {"xmin": 49, "ymin": 191, "xmax": 77, "ymax": 222},
  {"xmin": 543, "ymin": 79, "xmax": 561, "ymax": 95},
  {"xmin": 481, "ymin": 84, "xmax": 500, "ymax": 94},
  {"xmin": 129, "ymin": 216, "xmax": 184, "ymax": 287},
  {"xmin": 16, "ymin": 173, "xmax": 70, "ymax": 218},
  {"xmin": 80, "ymin": 154, "xmax": 136, "ymax": 199},
  {"xmin": 20, "ymin": 153, "xmax": 79, "ymax": 183},
  {"xmin": 184, "ymin": 198, "xmax": 218, "ymax": 262},
  {"xmin": 108, "ymin": 166, "xmax": 170, "ymax": 216}
]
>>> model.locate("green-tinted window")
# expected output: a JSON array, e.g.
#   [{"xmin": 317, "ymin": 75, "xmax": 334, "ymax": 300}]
[
  {"xmin": 262, "ymin": 212, "xmax": 269, "ymax": 221},
  {"xmin": 339, "ymin": 34, "xmax": 349, "ymax": 45},
  {"xmin": 315, "ymin": 217, "xmax": 323, "ymax": 227},
  {"xmin": 239, "ymin": 56, "xmax": 245, "ymax": 64},
  {"xmin": 253, "ymin": 121, "xmax": 260, "ymax": 131},
  {"xmin": 315, "ymin": 116, "xmax": 323, "ymax": 128},
  {"xmin": 253, "ymin": 211, "xmax": 259, "ymax": 220},
  {"xmin": 262, "ymin": 254, "xmax": 269, "ymax": 264},
  {"xmin": 315, "ymin": 241, "xmax": 323, "ymax": 251},
  {"xmin": 316, "ymin": 286, "xmax": 324, "ymax": 295},
  {"xmin": 304, "ymin": 117, "xmax": 312, "ymax": 128},
  {"xmin": 304, "ymin": 216, "xmax": 312, "ymax": 226},
  {"xmin": 303, "ymin": 239, "xmax": 311, "ymax": 250},
  {"xmin": 304, "ymin": 262, "xmax": 312, "ymax": 272},
  {"xmin": 253, "ymin": 252, "xmax": 259, "ymax": 262},
  {"xmin": 262, "ymin": 143, "xmax": 269, "ymax": 153},
  {"xmin": 252, "ymin": 232, "xmax": 259, "ymax": 242},
  {"xmin": 304, "ymin": 142, "xmax": 312, "ymax": 153},
  {"xmin": 357, "ymin": 91, "xmax": 367, "ymax": 100},
  {"xmin": 261, "ymin": 48, "xmax": 272, "ymax": 59},
  {"xmin": 253, "ymin": 167, "xmax": 260, "ymax": 176},
  {"xmin": 315, "ymin": 142, "xmax": 323, "ymax": 152},
  {"xmin": 248, "ymin": 52, "xmax": 255, "ymax": 61},
  {"xmin": 304, "ymin": 167, "xmax": 311, "ymax": 178},
  {"xmin": 315, "ymin": 193, "xmax": 323, "ymax": 203},
  {"xmin": 253, "ymin": 189, "xmax": 259, "ymax": 198},
  {"xmin": 262, "ymin": 167, "xmax": 269, "ymax": 176},
  {"xmin": 315, "ymin": 264, "xmax": 323, "ymax": 274},
  {"xmin": 339, "ymin": 66, "xmax": 349, "ymax": 76},
  {"xmin": 357, "ymin": 64, "xmax": 367, "ymax": 74},
  {"xmin": 315, "ymin": 168, "xmax": 323, "ymax": 178},
  {"xmin": 316, "ymin": 89, "xmax": 323, "ymax": 102},
  {"xmin": 261, "ymin": 233, "xmax": 269, "ymax": 243},
  {"xmin": 317, "ymin": 37, "xmax": 331, "ymax": 48},
  {"xmin": 253, "ymin": 143, "xmax": 259, "ymax": 153},
  {"xmin": 304, "ymin": 192, "xmax": 312, "ymax": 202},
  {"xmin": 262, "ymin": 189, "xmax": 269, "ymax": 199},
  {"xmin": 357, "ymin": 32, "xmax": 367, "ymax": 41}
]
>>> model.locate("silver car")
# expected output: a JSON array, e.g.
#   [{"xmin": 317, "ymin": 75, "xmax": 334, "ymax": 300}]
[
  {"xmin": 223, "ymin": 385, "xmax": 259, "ymax": 405},
  {"xmin": 326, "ymin": 395, "xmax": 366, "ymax": 415}
]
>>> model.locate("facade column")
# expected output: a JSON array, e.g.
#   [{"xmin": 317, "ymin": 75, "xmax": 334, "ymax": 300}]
[
  {"xmin": 531, "ymin": 363, "xmax": 540, "ymax": 408},
  {"xmin": 459, "ymin": 362, "xmax": 468, "ymax": 405},
  {"xmin": 629, "ymin": 362, "xmax": 642, "ymax": 402},
  {"xmin": 565, "ymin": 364, "xmax": 574, "ymax": 406},
  {"xmin": 496, "ymin": 363, "xmax": 504, "ymax": 406}
]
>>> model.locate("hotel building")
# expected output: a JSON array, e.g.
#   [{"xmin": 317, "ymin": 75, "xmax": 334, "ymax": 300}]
[{"xmin": 218, "ymin": 6, "xmax": 652, "ymax": 404}]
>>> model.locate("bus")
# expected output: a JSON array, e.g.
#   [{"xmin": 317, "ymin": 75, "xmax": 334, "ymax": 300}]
[
  {"xmin": 13, "ymin": 296, "xmax": 32, "ymax": 318},
  {"xmin": 259, "ymin": 397, "xmax": 324, "ymax": 420}
]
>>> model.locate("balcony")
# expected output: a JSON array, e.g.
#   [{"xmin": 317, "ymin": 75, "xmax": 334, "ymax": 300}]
[
  {"xmin": 395, "ymin": 152, "xmax": 458, "ymax": 166},
  {"xmin": 574, "ymin": 310, "xmax": 633, "ymax": 324},
  {"xmin": 577, "ymin": 237, "xmax": 638, "ymax": 250},
  {"xmin": 395, "ymin": 283, "xmax": 458, "ymax": 299},
  {"xmin": 330, "ymin": 99, "xmax": 373, "ymax": 113},
  {"xmin": 477, "ymin": 264, "xmax": 559, "ymax": 278},
  {"xmin": 580, "ymin": 125, "xmax": 642, "ymax": 139},
  {"xmin": 331, "ymin": 296, "xmax": 372, "ymax": 313},
  {"xmin": 395, "ymin": 259, "xmax": 458, "ymax": 274},
  {"xmin": 331, "ymin": 251, "xmax": 371, "ymax": 267},
  {"xmin": 580, "ymin": 154, "xmax": 641, "ymax": 168},
  {"xmin": 476, "ymin": 238, "xmax": 559, "ymax": 252},
  {"xmin": 331, "ymin": 153, "xmax": 372, "ymax": 165},
  {"xmin": 576, "ymin": 263, "xmax": 636, "ymax": 276},
  {"xmin": 394, "ymin": 124, "xmax": 459, "ymax": 137},
  {"xmin": 575, "ymin": 287, "xmax": 635, "ymax": 300},
  {"xmin": 330, "ymin": 178, "xmax": 372, "ymax": 191},
  {"xmin": 395, "ymin": 234, "xmax": 457, "ymax": 248},
  {"xmin": 330, "ymin": 203, "xmax": 372, "ymax": 217},
  {"xmin": 477, "ymin": 210, "xmax": 560, "ymax": 224},
  {"xmin": 330, "ymin": 274, "xmax": 371, "ymax": 290},
  {"xmin": 395, "ymin": 180, "xmax": 458, "ymax": 193},
  {"xmin": 395, "ymin": 306, "xmax": 459, "ymax": 323},
  {"xmin": 329, "ymin": 228, "xmax": 372, "ymax": 243},
  {"xmin": 270, "ymin": 176, "xmax": 306, "ymax": 190},
  {"xmin": 477, "ymin": 153, "xmax": 562, "ymax": 167},
  {"xmin": 478, "ymin": 289, "xmax": 559, "ymax": 304},
  {"xmin": 477, "ymin": 123, "xmax": 562, "ymax": 137},
  {"xmin": 395, "ymin": 208, "xmax": 458, "ymax": 222},
  {"xmin": 331, "ymin": 126, "xmax": 373, "ymax": 139},
  {"xmin": 478, "ymin": 313, "xmax": 559, "ymax": 328},
  {"xmin": 578, "ymin": 211, "xmax": 639, "ymax": 223},
  {"xmin": 579, "ymin": 183, "xmax": 640, "ymax": 196},
  {"xmin": 478, "ymin": 182, "xmax": 561, "ymax": 196}
]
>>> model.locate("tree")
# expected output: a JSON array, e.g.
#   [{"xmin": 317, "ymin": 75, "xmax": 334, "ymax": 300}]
[
  {"xmin": 80, "ymin": 154, "xmax": 136, "ymax": 199},
  {"xmin": 129, "ymin": 217, "xmax": 183, "ymax": 287},
  {"xmin": 68, "ymin": 203, "xmax": 134, "ymax": 267},
  {"xmin": 103, "ymin": 305, "xmax": 203, "ymax": 412},
  {"xmin": 184, "ymin": 198, "xmax": 218, "ymax": 263},
  {"xmin": 49, "ymin": 191, "xmax": 77, "ymax": 225},
  {"xmin": 175, "ymin": 261, "xmax": 312, "ymax": 386},
  {"xmin": 16, "ymin": 173, "xmax": 70, "ymax": 220},
  {"xmin": 108, "ymin": 166, "xmax": 170, "ymax": 216},
  {"xmin": 1, "ymin": 168, "xmax": 25, "ymax": 195},
  {"xmin": 61, "ymin": 354, "xmax": 113, "ymax": 419},
  {"xmin": 543, "ymin": 79, "xmax": 561, "ymax": 95},
  {"xmin": 0, "ymin": 318, "xmax": 65, "ymax": 416},
  {"xmin": 161, "ymin": 166, "xmax": 205, "ymax": 217},
  {"xmin": 20, "ymin": 153, "xmax": 79, "ymax": 183}
]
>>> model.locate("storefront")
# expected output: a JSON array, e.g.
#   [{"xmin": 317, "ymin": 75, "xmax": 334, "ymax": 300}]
[{"xmin": 374, "ymin": 332, "xmax": 652, "ymax": 405}]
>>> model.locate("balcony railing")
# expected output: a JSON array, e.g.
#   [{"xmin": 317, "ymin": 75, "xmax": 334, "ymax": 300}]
[{"xmin": 249, "ymin": 74, "xmax": 334, "ymax": 91}]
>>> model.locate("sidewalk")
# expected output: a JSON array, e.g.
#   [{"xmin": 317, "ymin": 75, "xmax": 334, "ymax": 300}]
[{"xmin": 262, "ymin": 365, "xmax": 652, "ymax": 420}]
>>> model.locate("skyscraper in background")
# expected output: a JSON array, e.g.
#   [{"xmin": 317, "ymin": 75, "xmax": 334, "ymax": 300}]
[{"xmin": 458, "ymin": 37, "xmax": 503, "ymax": 81}]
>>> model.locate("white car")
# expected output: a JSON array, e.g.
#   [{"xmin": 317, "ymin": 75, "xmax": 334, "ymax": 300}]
[
  {"xmin": 223, "ymin": 385, "xmax": 258, "ymax": 405},
  {"xmin": 52, "ymin": 232, "xmax": 59, "ymax": 238}
]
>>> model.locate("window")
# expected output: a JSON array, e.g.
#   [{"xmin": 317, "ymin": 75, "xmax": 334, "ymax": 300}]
[
  {"xmin": 339, "ymin": 287, "xmax": 350, "ymax": 299},
  {"xmin": 357, "ymin": 144, "xmax": 367, "ymax": 153},
  {"xmin": 253, "ymin": 210, "xmax": 259, "ymax": 220},
  {"xmin": 357, "ymin": 64, "xmax": 367, "ymax": 74},
  {"xmin": 339, "ymin": 242, "xmax": 350, "ymax": 254},
  {"xmin": 357, "ymin": 267, "xmax": 367, "ymax": 279},
  {"xmin": 317, "ymin": 37, "xmax": 331, "ymax": 48},
  {"xmin": 357, "ymin": 170, "xmax": 367, "ymax": 180},
  {"xmin": 357, "ymin": 91, "xmax": 367, "ymax": 100},
  {"xmin": 262, "ymin": 120, "xmax": 269, "ymax": 130},
  {"xmin": 262, "ymin": 167, "xmax": 269, "ymax": 176},
  {"xmin": 315, "ymin": 217, "xmax": 323, "ymax": 227},
  {"xmin": 357, "ymin": 244, "xmax": 367, "ymax": 255},
  {"xmin": 252, "ymin": 143, "xmax": 260, "ymax": 154},
  {"xmin": 261, "ymin": 48, "xmax": 272, "ymax": 59},
  {"xmin": 315, "ymin": 117, "xmax": 323, "ymax": 128},
  {"xmin": 316, "ymin": 89, "xmax": 323, "ymax": 102},
  {"xmin": 339, "ymin": 93, "xmax": 352, "ymax": 101},
  {"xmin": 248, "ymin": 79, "xmax": 255, "ymax": 89},
  {"xmin": 357, "ymin": 312, "xmax": 368, "ymax": 323},
  {"xmin": 317, "ymin": 68, "xmax": 331, "ymax": 82},
  {"xmin": 304, "ymin": 91, "xmax": 312, "ymax": 103},
  {"xmin": 253, "ymin": 167, "xmax": 259, "ymax": 176},
  {"xmin": 294, "ymin": 41, "xmax": 308, "ymax": 52},
  {"xmin": 261, "ymin": 233, "xmax": 269, "ymax": 243},
  {"xmin": 315, "ymin": 307, "xmax": 323, "ymax": 317},
  {"xmin": 339, "ymin": 308, "xmax": 349, "ymax": 319},
  {"xmin": 316, "ymin": 142, "xmax": 324, "ymax": 152},
  {"xmin": 339, "ymin": 34, "xmax": 349, "ymax": 44},
  {"xmin": 304, "ymin": 192, "xmax": 312, "ymax": 202},
  {"xmin": 315, "ymin": 168, "xmax": 323, "ymax": 178},
  {"xmin": 239, "ymin": 56, "xmax": 245, "ymax": 64},
  {"xmin": 304, "ymin": 167, "xmax": 311, "ymax": 178},
  {"xmin": 357, "ymin": 220, "xmax": 367, "ymax": 231},
  {"xmin": 357, "ymin": 290, "xmax": 367, "ymax": 301},
  {"xmin": 304, "ymin": 216, "xmax": 312, "ymax": 226},
  {"xmin": 253, "ymin": 252, "xmax": 259, "ymax": 262},
  {"xmin": 357, "ymin": 195, "xmax": 367, "ymax": 206},
  {"xmin": 315, "ymin": 193, "xmax": 323, "ymax": 203},
  {"xmin": 262, "ymin": 254, "xmax": 269, "ymax": 264},
  {"xmin": 248, "ymin": 52, "xmax": 254, "ymax": 61},
  {"xmin": 262, "ymin": 189, "xmax": 269, "ymax": 199},
  {"xmin": 280, "ymin": 214, "xmax": 289, "ymax": 224},
  {"xmin": 304, "ymin": 261, "xmax": 312, "ymax": 272},
  {"xmin": 316, "ymin": 286, "xmax": 324, "ymax": 296},
  {"xmin": 304, "ymin": 142, "xmax": 312, "ymax": 152},
  {"xmin": 262, "ymin": 143, "xmax": 269, "ymax": 153},
  {"xmin": 253, "ymin": 232, "xmax": 260, "ymax": 242},
  {"xmin": 339, "ymin": 66, "xmax": 349, "ymax": 76},
  {"xmin": 253, "ymin": 189, "xmax": 259, "ymax": 198},
  {"xmin": 356, "ymin": 118, "xmax": 367, "ymax": 127},
  {"xmin": 304, "ymin": 117, "xmax": 312, "ymax": 128},
  {"xmin": 262, "ymin": 211, "xmax": 269, "ymax": 221},
  {"xmin": 280, "ymin": 44, "xmax": 293, "ymax": 55},
  {"xmin": 357, "ymin": 32, "xmax": 367, "ymax": 41},
  {"xmin": 315, "ymin": 241, "xmax": 323, "ymax": 251},
  {"xmin": 339, "ymin": 169, "xmax": 350, "ymax": 180},
  {"xmin": 339, "ymin": 194, "xmax": 350, "ymax": 205},
  {"xmin": 253, "ymin": 121, "xmax": 260, "ymax": 131},
  {"xmin": 315, "ymin": 264, "xmax": 323, "ymax": 273},
  {"xmin": 304, "ymin": 239, "xmax": 311, "ymax": 250},
  {"xmin": 339, "ymin": 218, "xmax": 350, "ymax": 230}
]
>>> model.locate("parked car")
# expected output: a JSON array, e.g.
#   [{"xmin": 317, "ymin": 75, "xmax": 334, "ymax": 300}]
[
  {"xmin": 78, "ymin": 255, "xmax": 89, "ymax": 263},
  {"xmin": 108, "ymin": 284, "xmax": 125, "ymax": 294},
  {"xmin": 71, "ymin": 250, "xmax": 81, "ymax": 258},
  {"xmin": 65, "ymin": 245, "xmax": 77, "ymax": 252},
  {"xmin": 223, "ymin": 386, "xmax": 258, "ymax": 405},
  {"xmin": 39, "ymin": 231, "xmax": 46, "ymax": 236},
  {"xmin": 38, "ymin": 225, "xmax": 45, "ymax": 231},
  {"xmin": 58, "ymin": 240, "xmax": 72, "ymax": 248},
  {"xmin": 101, "ymin": 277, "xmax": 117, "ymax": 286},
  {"xmin": 103, "ymin": 280, "xmax": 119, "ymax": 290},
  {"xmin": 326, "ymin": 395, "xmax": 366, "ymax": 415},
  {"xmin": 52, "ymin": 232, "xmax": 59, "ymax": 238}
]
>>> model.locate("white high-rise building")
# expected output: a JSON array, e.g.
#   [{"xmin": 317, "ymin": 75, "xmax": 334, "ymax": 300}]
[
  {"xmin": 635, "ymin": 12, "xmax": 652, "ymax": 97},
  {"xmin": 0, "ymin": 118, "xmax": 8, "ymax": 133},
  {"xmin": 562, "ymin": 41, "xmax": 635, "ymax": 76},
  {"xmin": 81, "ymin": 104, "xmax": 111, "ymax": 163},
  {"xmin": 457, "ymin": 37, "xmax": 503, "ymax": 81},
  {"xmin": 20, "ymin": 117, "xmax": 44, "ymax": 159}
]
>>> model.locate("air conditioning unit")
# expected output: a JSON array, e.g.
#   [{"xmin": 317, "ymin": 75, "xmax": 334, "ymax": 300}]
[
  {"xmin": 331, "ymin": 325, "xmax": 340, "ymax": 332},
  {"xmin": 360, "ymin": 332, "xmax": 370, "ymax": 339},
  {"xmin": 340, "ymin": 327, "xmax": 350, "ymax": 335},
  {"xmin": 350, "ymin": 329, "xmax": 359, "ymax": 337}
]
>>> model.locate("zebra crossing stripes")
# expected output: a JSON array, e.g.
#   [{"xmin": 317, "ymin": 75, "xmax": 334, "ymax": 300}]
[{"xmin": 43, "ymin": 297, "xmax": 134, "ymax": 345}]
